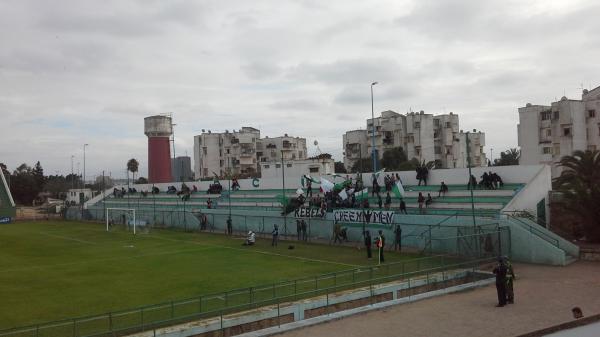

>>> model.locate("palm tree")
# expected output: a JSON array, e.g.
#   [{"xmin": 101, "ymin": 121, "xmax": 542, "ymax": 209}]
[
  {"xmin": 554, "ymin": 150, "xmax": 600, "ymax": 242},
  {"xmin": 127, "ymin": 159, "xmax": 139, "ymax": 184}
]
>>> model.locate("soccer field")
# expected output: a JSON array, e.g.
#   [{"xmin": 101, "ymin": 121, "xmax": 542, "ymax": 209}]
[{"xmin": 0, "ymin": 220, "xmax": 429, "ymax": 329}]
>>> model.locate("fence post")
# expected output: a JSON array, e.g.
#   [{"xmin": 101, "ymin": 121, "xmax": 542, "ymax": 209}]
[
  {"xmin": 277, "ymin": 297, "xmax": 281, "ymax": 327},
  {"xmin": 109, "ymin": 312, "xmax": 113, "ymax": 332},
  {"xmin": 225, "ymin": 291, "xmax": 229, "ymax": 307},
  {"xmin": 199, "ymin": 296, "xmax": 203, "ymax": 314},
  {"xmin": 272, "ymin": 283, "xmax": 276, "ymax": 299},
  {"xmin": 294, "ymin": 280, "xmax": 297, "ymax": 300},
  {"xmin": 171, "ymin": 301, "xmax": 175, "ymax": 318},
  {"xmin": 326, "ymin": 287, "xmax": 329, "ymax": 315}
]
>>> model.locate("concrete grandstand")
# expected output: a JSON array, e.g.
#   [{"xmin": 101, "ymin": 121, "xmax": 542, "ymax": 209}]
[{"xmin": 77, "ymin": 164, "xmax": 578, "ymax": 266}]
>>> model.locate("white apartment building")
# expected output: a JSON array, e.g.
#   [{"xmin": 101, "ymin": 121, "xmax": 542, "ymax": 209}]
[
  {"xmin": 518, "ymin": 87, "xmax": 600, "ymax": 178},
  {"xmin": 343, "ymin": 110, "xmax": 486, "ymax": 170},
  {"xmin": 260, "ymin": 158, "xmax": 335, "ymax": 180},
  {"xmin": 193, "ymin": 128, "xmax": 307, "ymax": 178}
]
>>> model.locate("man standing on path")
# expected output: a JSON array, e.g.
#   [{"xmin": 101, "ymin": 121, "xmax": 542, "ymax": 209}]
[
  {"xmin": 377, "ymin": 230, "xmax": 385, "ymax": 264},
  {"xmin": 271, "ymin": 224, "xmax": 279, "ymax": 247},
  {"xmin": 493, "ymin": 257, "xmax": 508, "ymax": 307},
  {"xmin": 393, "ymin": 225, "xmax": 402, "ymax": 251},
  {"xmin": 364, "ymin": 230, "xmax": 372, "ymax": 259}
]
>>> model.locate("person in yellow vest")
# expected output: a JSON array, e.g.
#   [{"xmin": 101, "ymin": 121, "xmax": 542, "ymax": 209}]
[{"xmin": 376, "ymin": 230, "xmax": 385, "ymax": 264}]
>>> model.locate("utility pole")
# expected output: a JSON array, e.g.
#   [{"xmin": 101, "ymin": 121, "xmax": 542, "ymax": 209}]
[
  {"xmin": 281, "ymin": 149, "xmax": 287, "ymax": 234},
  {"xmin": 71, "ymin": 155, "xmax": 75, "ymax": 189}
]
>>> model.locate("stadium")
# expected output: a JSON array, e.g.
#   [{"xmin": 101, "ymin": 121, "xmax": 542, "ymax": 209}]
[{"xmin": 0, "ymin": 154, "xmax": 580, "ymax": 337}]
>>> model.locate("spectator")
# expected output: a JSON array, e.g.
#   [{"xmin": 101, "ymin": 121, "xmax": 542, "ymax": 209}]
[
  {"xmin": 296, "ymin": 220, "xmax": 302, "ymax": 240},
  {"xmin": 394, "ymin": 225, "xmax": 402, "ymax": 251},
  {"xmin": 231, "ymin": 177, "xmax": 240, "ymax": 191},
  {"xmin": 385, "ymin": 192, "xmax": 392, "ymax": 210},
  {"xmin": 364, "ymin": 230, "xmax": 372, "ymax": 259},
  {"xmin": 200, "ymin": 213, "xmax": 208, "ymax": 230},
  {"xmin": 422, "ymin": 165, "xmax": 429, "ymax": 186},
  {"xmin": 417, "ymin": 192, "xmax": 425, "ymax": 214},
  {"xmin": 306, "ymin": 179, "xmax": 313, "ymax": 197},
  {"xmin": 301, "ymin": 219, "xmax": 308, "ymax": 241},
  {"xmin": 192, "ymin": 185, "xmax": 198, "ymax": 193},
  {"xmin": 425, "ymin": 193, "xmax": 433, "ymax": 208},
  {"xmin": 271, "ymin": 225, "xmax": 279, "ymax": 246},
  {"xmin": 333, "ymin": 222, "xmax": 343, "ymax": 244},
  {"xmin": 399, "ymin": 199, "xmax": 407, "ymax": 214},
  {"xmin": 207, "ymin": 198, "xmax": 213, "ymax": 209},
  {"xmin": 226, "ymin": 217, "xmax": 232, "ymax": 235},
  {"xmin": 438, "ymin": 181, "xmax": 449, "ymax": 197},
  {"xmin": 377, "ymin": 194, "xmax": 383, "ymax": 209},
  {"xmin": 467, "ymin": 175, "xmax": 478, "ymax": 190},
  {"xmin": 362, "ymin": 198, "xmax": 370, "ymax": 209}
]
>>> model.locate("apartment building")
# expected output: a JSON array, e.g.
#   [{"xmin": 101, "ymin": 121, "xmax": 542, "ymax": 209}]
[
  {"xmin": 518, "ymin": 87, "xmax": 600, "ymax": 177},
  {"xmin": 193, "ymin": 127, "xmax": 307, "ymax": 178},
  {"xmin": 343, "ymin": 110, "xmax": 486, "ymax": 170}
]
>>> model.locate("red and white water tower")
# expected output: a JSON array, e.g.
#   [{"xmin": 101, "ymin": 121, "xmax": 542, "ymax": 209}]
[{"xmin": 144, "ymin": 115, "xmax": 173, "ymax": 183}]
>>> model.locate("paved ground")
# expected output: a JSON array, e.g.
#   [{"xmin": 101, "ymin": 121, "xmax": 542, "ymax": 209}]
[{"xmin": 276, "ymin": 261, "xmax": 600, "ymax": 337}]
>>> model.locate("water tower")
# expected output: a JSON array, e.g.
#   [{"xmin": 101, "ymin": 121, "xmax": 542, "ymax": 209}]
[{"xmin": 144, "ymin": 115, "xmax": 173, "ymax": 183}]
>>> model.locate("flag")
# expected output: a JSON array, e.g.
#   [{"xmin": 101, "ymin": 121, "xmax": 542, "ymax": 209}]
[
  {"xmin": 296, "ymin": 187, "xmax": 304, "ymax": 195},
  {"xmin": 355, "ymin": 188, "xmax": 369, "ymax": 200},
  {"xmin": 392, "ymin": 180, "xmax": 406, "ymax": 198},
  {"xmin": 276, "ymin": 194, "xmax": 289, "ymax": 206},
  {"xmin": 320, "ymin": 178, "xmax": 334, "ymax": 193},
  {"xmin": 347, "ymin": 188, "xmax": 355, "ymax": 195},
  {"xmin": 303, "ymin": 174, "xmax": 320, "ymax": 184},
  {"xmin": 374, "ymin": 168, "xmax": 386, "ymax": 179},
  {"xmin": 338, "ymin": 189, "xmax": 348, "ymax": 200},
  {"xmin": 334, "ymin": 179, "xmax": 352, "ymax": 191}
]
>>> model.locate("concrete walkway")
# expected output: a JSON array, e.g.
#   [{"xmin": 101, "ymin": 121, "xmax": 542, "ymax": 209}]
[{"xmin": 275, "ymin": 261, "xmax": 600, "ymax": 337}]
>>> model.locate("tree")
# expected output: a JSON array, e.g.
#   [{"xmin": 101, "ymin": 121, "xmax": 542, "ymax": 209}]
[
  {"xmin": 11, "ymin": 163, "xmax": 39, "ymax": 205},
  {"xmin": 135, "ymin": 177, "xmax": 148, "ymax": 184},
  {"xmin": 380, "ymin": 147, "xmax": 408, "ymax": 170},
  {"xmin": 334, "ymin": 161, "xmax": 347, "ymax": 173},
  {"xmin": 127, "ymin": 158, "xmax": 139, "ymax": 182},
  {"xmin": 494, "ymin": 148, "xmax": 520, "ymax": 166},
  {"xmin": 349, "ymin": 158, "xmax": 373, "ymax": 173},
  {"xmin": 553, "ymin": 150, "xmax": 600, "ymax": 242}
]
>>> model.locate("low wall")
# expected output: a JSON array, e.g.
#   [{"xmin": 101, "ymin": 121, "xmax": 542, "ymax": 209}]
[{"xmin": 133, "ymin": 269, "xmax": 494, "ymax": 337}]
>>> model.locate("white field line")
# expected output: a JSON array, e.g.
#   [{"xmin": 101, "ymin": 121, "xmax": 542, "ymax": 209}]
[
  {"xmin": 0, "ymin": 247, "xmax": 215, "ymax": 274},
  {"xmin": 146, "ymin": 235, "xmax": 360, "ymax": 268},
  {"xmin": 38, "ymin": 232, "xmax": 98, "ymax": 245}
]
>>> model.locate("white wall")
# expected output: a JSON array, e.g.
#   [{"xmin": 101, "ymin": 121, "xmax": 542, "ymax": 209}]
[{"xmin": 502, "ymin": 164, "xmax": 552, "ymax": 223}]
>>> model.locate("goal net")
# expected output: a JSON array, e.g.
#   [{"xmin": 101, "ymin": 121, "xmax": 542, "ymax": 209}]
[{"xmin": 105, "ymin": 208, "xmax": 147, "ymax": 234}]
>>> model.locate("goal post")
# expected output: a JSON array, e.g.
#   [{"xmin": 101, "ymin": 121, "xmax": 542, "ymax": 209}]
[{"xmin": 106, "ymin": 208, "xmax": 137, "ymax": 234}]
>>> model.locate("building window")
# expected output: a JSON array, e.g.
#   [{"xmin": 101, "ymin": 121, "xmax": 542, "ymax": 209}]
[
  {"xmin": 546, "ymin": 129, "xmax": 551, "ymax": 137},
  {"xmin": 445, "ymin": 122, "xmax": 451, "ymax": 128},
  {"xmin": 286, "ymin": 164, "xmax": 292, "ymax": 168},
  {"xmin": 541, "ymin": 111, "xmax": 551, "ymax": 120},
  {"xmin": 203, "ymin": 147, "xmax": 207, "ymax": 155},
  {"xmin": 554, "ymin": 144, "xmax": 560, "ymax": 155},
  {"xmin": 220, "ymin": 160, "xmax": 224, "ymax": 167},
  {"xmin": 415, "ymin": 148, "xmax": 421, "ymax": 156},
  {"xmin": 414, "ymin": 122, "xmax": 420, "ymax": 129},
  {"xmin": 226, "ymin": 148, "xmax": 230, "ymax": 154},
  {"xmin": 553, "ymin": 111, "xmax": 559, "ymax": 120},
  {"xmin": 275, "ymin": 164, "xmax": 281, "ymax": 168},
  {"xmin": 589, "ymin": 110, "xmax": 596, "ymax": 118},
  {"xmin": 299, "ymin": 151, "xmax": 303, "ymax": 158},
  {"xmin": 433, "ymin": 131, "xmax": 439, "ymax": 138},
  {"xmin": 542, "ymin": 147, "xmax": 552, "ymax": 154},
  {"xmin": 434, "ymin": 119, "xmax": 440, "ymax": 127},
  {"xmin": 434, "ymin": 146, "xmax": 441, "ymax": 154},
  {"xmin": 563, "ymin": 128, "xmax": 571, "ymax": 136},
  {"xmin": 219, "ymin": 149, "xmax": 223, "ymax": 156},
  {"xmin": 263, "ymin": 165, "xmax": 270, "ymax": 169},
  {"xmin": 203, "ymin": 168, "xmax": 208, "ymax": 176},
  {"xmin": 309, "ymin": 167, "xmax": 319, "ymax": 173}
]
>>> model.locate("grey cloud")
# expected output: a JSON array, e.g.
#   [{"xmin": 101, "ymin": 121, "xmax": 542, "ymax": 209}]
[
  {"xmin": 241, "ymin": 61, "xmax": 282, "ymax": 80},
  {"xmin": 287, "ymin": 58, "xmax": 404, "ymax": 84},
  {"xmin": 269, "ymin": 99, "xmax": 321, "ymax": 111}
]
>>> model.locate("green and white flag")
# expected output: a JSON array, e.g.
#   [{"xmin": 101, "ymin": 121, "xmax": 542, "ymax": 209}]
[
  {"xmin": 392, "ymin": 180, "xmax": 406, "ymax": 198},
  {"xmin": 373, "ymin": 168, "xmax": 386, "ymax": 181},
  {"xmin": 320, "ymin": 178, "xmax": 335, "ymax": 193},
  {"xmin": 303, "ymin": 174, "xmax": 320, "ymax": 184},
  {"xmin": 338, "ymin": 189, "xmax": 348, "ymax": 200},
  {"xmin": 355, "ymin": 188, "xmax": 369, "ymax": 200}
]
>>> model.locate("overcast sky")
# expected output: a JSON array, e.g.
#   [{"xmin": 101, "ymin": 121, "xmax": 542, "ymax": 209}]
[{"xmin": 1, "ymin": 0, "xmax": 599, "ymax": 179}]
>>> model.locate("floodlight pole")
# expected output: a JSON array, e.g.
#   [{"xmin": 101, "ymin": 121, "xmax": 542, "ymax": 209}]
[
  {"xmin": 281, "ymin": 150, "xmax": 287, "ymax": 233},
  {"xmin": 466, "ymin": 132, "xmax": 476, "ymax": 227},
  {"xmin": 370, "ymin": 82, "xmax": 378, "ymax": 173},
  {"xmin": 228, "ymin": 157, "xmax": 232, "ymax": 220}
]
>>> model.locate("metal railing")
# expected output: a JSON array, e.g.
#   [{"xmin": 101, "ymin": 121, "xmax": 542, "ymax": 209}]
[
  {"xmin": 505, "ymin": 214, "xmax": 560, "ymax": 248},
  {"xmin": 0, "ymin": 255, "xmax": 497, "ymax": 337}
]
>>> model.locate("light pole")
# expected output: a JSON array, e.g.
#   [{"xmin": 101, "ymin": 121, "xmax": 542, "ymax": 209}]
[
  {"xmin": 83, "ymin": 144, "xmax": 89, "ymax": 189},
  {"xmin": 370, "ymin": 82, "xmax": 378, "ymax": 173},
  {"xmin": 71, "ymin": 155, "xmax": 75, "ymax": 189},
  {"xmin": 490, "ymin": 148, "xmax": 493, "ymax": 166}
]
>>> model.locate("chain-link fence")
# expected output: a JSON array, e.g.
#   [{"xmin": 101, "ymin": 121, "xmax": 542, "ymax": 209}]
[{"xmin": 0, "ymin": 255, "xmax": 498, "ymax": 337}]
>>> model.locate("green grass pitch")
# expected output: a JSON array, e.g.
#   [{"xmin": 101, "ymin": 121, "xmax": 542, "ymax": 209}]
[{"xmin": 0, "ymin": 220, "xmax": 431, "ymax": 329}]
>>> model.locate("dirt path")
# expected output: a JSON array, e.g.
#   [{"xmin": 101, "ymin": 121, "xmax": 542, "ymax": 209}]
[{"xmin": 276, "ymin": 261, "xmax": 600, "ymax": 337}]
